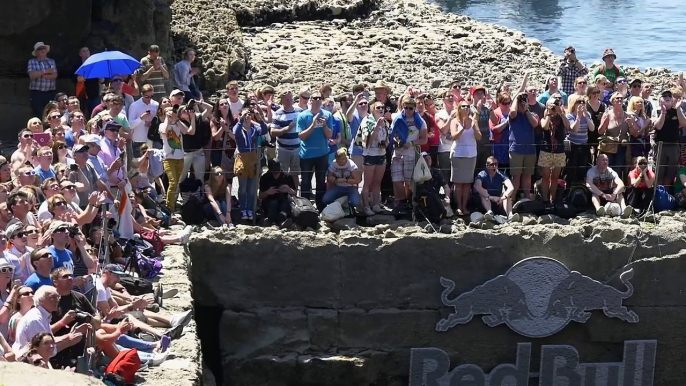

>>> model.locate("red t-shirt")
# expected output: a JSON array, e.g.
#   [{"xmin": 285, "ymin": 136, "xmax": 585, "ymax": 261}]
[{"xmin": 628, "ymin": 167, "xmax": 654, "ymax": 188}]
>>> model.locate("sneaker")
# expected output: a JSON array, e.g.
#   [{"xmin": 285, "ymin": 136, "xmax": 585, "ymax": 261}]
[
  {"xmin": 241, "ymin": 210, "xmax": 248, "ymax": 220},
  {"xmin": 280, "ymin": 218, "xmax": 294, "ymax": 229},
  {"xmin": 363, "ymin": 207, "xmax": 375, "ymax": 216},
  {"xmin": 484, "ymin": 210, "xmax": 495, "ymax": 222},
  {"xmin": 509, "ymin": 213, "xmax": 522, "ymax": 223},
  {"xmin": 247, "ymin": 210, "xmax": 254, "ymax": 220},
  {"xmin": 178, "ymin": 226, "xmax": 192, "ymax": 244},
  {"xmin": 162, "ymin": 288, "xmax": 179, "ymax": 300},
  {"xmin": 170, "ymin": 309, "xmax": 194, "ymax": 328},
  {"xmin": 596, "ymin": 206, "xmax": 606, "ymax": 217},
  {"xmin": 164, "ymin": 324, "xmax": 184, "ymax": 341},
  {"xmin": 372, "ymin": 205, "xmax": 383, "ymax": 213},
  {"xmin": 622, "ymin": 205, "xmax": 634, "ymax": 219},
  {"xmin": 150, "ymin": 350, "xmax": 170, "ymax": 366}
]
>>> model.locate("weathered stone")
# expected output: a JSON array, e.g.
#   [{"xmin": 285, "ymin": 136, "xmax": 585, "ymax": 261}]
[
  {"xmin": 307, "ymin": 308, "xmax": 338, "ymax": 351},
  {"xmin": 366, "ymin": 214, "xmax": 396, "ymax": 226}
]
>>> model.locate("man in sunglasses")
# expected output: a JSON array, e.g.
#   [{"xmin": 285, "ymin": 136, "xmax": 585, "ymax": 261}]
[
  {"xmin": 10, "ymin": 130, "xmax": 36, "ymax": 169},
  {"xmin": 5, "ymin": 223, "xmax": 32, "ymax": 281},
  {"xmin": 557, "ymin": 46, "xmax": 589, "ymax": 96},
  {"xmin": 128, "ymin": 84, "xmax": 159, "ymax": 157},
  {"xmin": 622, "ymin": 79, "xmax": 653, "ymax": 117},
  {"xmin": 23, "ymin": 248, "xmax": 55, "ymax": 292}
]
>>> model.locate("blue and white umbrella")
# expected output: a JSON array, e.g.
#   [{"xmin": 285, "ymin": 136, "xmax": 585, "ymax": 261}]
[{"xmin": 75, "ymin": 50, "xmax": 141, "ymax": 79}]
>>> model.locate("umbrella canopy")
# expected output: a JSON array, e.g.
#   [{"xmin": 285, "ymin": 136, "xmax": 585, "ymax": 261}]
[{"xmin": 75, "ymin": 51, "xmax": 142, "ymax": 79}]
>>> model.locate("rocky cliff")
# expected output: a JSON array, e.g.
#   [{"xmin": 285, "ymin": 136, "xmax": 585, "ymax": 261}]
[{"xmin": 189, "ymin": 214, "xmax": 686, "ymax": 385}]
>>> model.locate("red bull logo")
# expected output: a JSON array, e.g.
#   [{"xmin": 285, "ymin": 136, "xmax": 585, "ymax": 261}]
[
  {"xmin": 436, "ymin": 257, "xmax": 638, "ymax": 337},
  {"xmin": 409, "ymin": 340, "xmax": 657, "ymax": 386}
]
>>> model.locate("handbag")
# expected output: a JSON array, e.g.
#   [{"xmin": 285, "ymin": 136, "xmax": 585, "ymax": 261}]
[
  {"xmin": 234, "ymin": 151, "xmax": 258, "ymax": 179},
  {"xmin": 598, "ymin": 135, "xmax": 619, "ymax": 154},
  {"xmin": 413, "ymin": 155, "xmax": 432, "ymax": 183}
]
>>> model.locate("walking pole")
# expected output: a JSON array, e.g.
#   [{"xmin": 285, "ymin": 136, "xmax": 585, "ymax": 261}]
[
  {"xmin": 646, "ymin": 141, "xmax": 663, "ymax": 215},
  {"xmin": 252, "ymin": 147, "xmax": 261, "ymax": 225}
]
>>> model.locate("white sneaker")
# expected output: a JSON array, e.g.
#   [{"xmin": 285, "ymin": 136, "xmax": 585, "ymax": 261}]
[
  {"xmin": 150, "ymin": 350, "xmax": 170, "ymax": 366},
  {"xmin": 484, "ymin": 210, "xmax": 495, "ymax": 222},
  {"xmin": 363, "ymin": 207, "xmax": 375, "ymax": 216},
  {"xmin": 178, "ymin": 226, "xmax": 192, "ymax": 244},
  {"xmin": 170, "ymin": 309, "xmax": 194, "ymax": 328},
  {"xmin": 372, "ymin": 205, "xmax": 383, "ymax": 213},
  {"xmin": 241, "ymin": 210, "xmax": 248, "ymax": 220},
  {"xmin": 247, "ymin": 210, "xmax": 254, "ymax": 220}
]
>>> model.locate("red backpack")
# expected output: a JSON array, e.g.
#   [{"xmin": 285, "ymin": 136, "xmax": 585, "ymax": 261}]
[
  {"xmin": 598, "ymin": 64, "xmax": 621, "ymax": 78},
  {"xmin": 106, "ymin": 349, "xmax": 141, "ymax": 383}
]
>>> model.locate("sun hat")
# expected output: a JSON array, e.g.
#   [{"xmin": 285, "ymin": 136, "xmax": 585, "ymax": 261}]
[
  {"xmin": 602, "ymin": 48, "xmax": 617, "ymax": 59},
  {"xmin": 32, "ymin": 42, "xmax": 50, "ymax": 56},
  {"xmin": 373, "ymin": 80, "xmax": 392, "ymax": 92}
]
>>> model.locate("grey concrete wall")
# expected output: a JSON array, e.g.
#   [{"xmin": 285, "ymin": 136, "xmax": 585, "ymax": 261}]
[{"xmin": 189, "ymin": 218, "xmax": 686, "ymax": 385}]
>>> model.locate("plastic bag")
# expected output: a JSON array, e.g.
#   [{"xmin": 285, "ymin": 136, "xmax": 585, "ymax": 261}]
[
  {"xmin": 321, "ymin": 202, "xmax": 345, "ymax": 222},
  {"xmin": 413, "ymin": 156, "xmax": 432, "ymax": 183}
]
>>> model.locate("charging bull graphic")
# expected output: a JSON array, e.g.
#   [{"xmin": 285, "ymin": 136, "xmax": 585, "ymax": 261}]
[{"xmin": 436, "ymin": 257, "xmax": 639, "ymax": 338}]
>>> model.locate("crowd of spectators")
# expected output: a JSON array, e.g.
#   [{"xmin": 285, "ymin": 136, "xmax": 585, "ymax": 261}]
[{"xmin": 3, "ymin": 42, "xmax": 198, "ymax": 380}]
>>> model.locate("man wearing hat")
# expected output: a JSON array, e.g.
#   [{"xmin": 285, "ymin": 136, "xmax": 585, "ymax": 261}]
[
  {"xmin": 371, "ymin": 80, "xmax": 396, "ymax": 121},
  {"xmin": 27, "ymin": 42, "xmax": 58, "ymax": 118},
  {"xmin": 653, "ymin": 89, "xmax": 686, "ymax": 187},
  {"xmin": 258, "ymin": 159, "xmax": 296, "ymax": 227},
  {"xmin": 593, "ymin": 48, "xmax": 626, "ymax": 86},
  {"xmin": 557, "ymin": 46, "xmax": 589, "ymax": 96}
]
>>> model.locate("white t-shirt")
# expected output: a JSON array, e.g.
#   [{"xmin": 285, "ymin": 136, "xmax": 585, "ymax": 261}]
[
  {"xmin": 96, "ymin": 279, "xmax": 112, "ymax": 303},
  {"xmin": 391, "ymin": 113, "xmax": 426, "ymax": 157},
  {"xmin": 451, "ymin": 123, "xmax": 478, "ymax": 158},
  {"xmin": 435, "ymin": 109, "xmax": 454, "ymax": 153},
  {"xmin": 230, "ymin": 100, "xmax": 243, "ymax": 117},
  {"xmin": 161, "ymin": 121, "xmax": 184, "ymax": 160},
  {"xmin": 328, "ymin": 159, "xmax": 358, "ymax": 187}
]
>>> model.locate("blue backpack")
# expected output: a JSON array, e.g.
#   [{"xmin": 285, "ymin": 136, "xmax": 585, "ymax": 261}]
[{"xmin": 654, "ymin": 185, "xmax": 676, "ymax": 212}]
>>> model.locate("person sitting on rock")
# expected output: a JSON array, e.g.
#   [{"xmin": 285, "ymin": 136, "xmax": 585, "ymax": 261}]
[
  {"xmin": 259, "ymin": 160, "xmax": 296, "ymax": 228},
  {"xmin": 672, "ymin": 162, "xmax": 686, "ymax": 209},
  {"xmin": 203, "ymin": 166, "xmax": 234, "ymax": 229},
  {"xmin": 626, "ymin": 156, "xmax": 654, "ymax": 216},
  {"xmin": 323, "ymin": 149, "xmax": 362, "ymax": 212},
  {"xmin": 585, "ymin": 154, "xmax": 632, "ymax": 217},
  {"xmin": 473, "ymin": 156, "xmax": 518, "ymax": 223}
]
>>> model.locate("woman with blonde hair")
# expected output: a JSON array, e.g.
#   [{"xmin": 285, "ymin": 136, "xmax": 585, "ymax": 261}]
[
  {"xmin": 598, "ymin": 92, "xmax": 629, "ymax": 178},
  {"xmin": 360, "ymin": 101, "xmax": 389, "ymax": 215},
  {"xmin": 450, "ymin": 100, "xmax": 481, "ymax": 215},
  {"xmin": 594, "ymin": 74, "xmax": 612, "ymax": 105},
  {"xmin": 203, "ymin": 166, "xmax": 233, "ymax": 228},
  {"xmin": 626, "ymin": 96, "xmax": 650, "ymax": 163},
  {"xmin": 565, "ymin": 94, "xmax": 595, "ymax": 183},
  {"xmin": 573, "ymin": 77, "xmax": 588, "ymax": 96},
  {"xmin": 8, "ymin": 286, "xmax": 34, "ymax": 345},
  {"xmin": 26, "ymin": 118, "xmax": 43, "ymax": 134}
]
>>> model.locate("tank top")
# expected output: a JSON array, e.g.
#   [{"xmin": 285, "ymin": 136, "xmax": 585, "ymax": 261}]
[{"xmin": 606, "ymin": 110, "xmax": 627, "ymax": 140}]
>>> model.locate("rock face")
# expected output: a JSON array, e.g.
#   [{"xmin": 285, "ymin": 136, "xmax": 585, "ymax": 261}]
[{"xmin": 189, "ymin": 217, "xmax": 686, "ymax": 385}]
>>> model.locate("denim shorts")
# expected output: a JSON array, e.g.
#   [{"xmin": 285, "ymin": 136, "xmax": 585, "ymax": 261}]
[{"xmin": 363, "ymin": 155, "xmax": 386, "ymax": 166}]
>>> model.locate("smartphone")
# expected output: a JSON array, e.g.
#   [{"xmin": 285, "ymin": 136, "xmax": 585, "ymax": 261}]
[
  {"xmin": 13, "ymin": 279, "xmax": 21, "ymax": 287},
  {"xmin": 34, "ymin": 133, "xmax": 51, "ymax": 146},
  {"xmin": 119, "ymin": 152, "xmax": 126, "ymax": 161}
]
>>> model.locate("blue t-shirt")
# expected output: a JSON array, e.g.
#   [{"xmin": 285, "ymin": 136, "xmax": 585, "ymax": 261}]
[
  {"xmin": 297, "ymin": 110, "xmax": 334, "ymax": 159},
  {"xmin": 49, "ymin": 246, "xmax": 75, "ymax": 273},
  {"xmin": 34, "ymin": 165, "xmax": 56, "ymax": 183},
  {"xmin": 24, "ymin": 273, "xmax": 53, "ymax": 292},
  {"xmin": 536, "ymin": 90, "xmax": 569, "ymax": 106},
  {"xmin": 64, "ymin": 129, "xmax": 85, "ymax": 148},
  {"xmin": 508, "ymin": 113, "xmax": 536, "ymax": 155},
  {"xmin": 348, "ymin": 113, "xmax": 364, "ymax": 156},
  {"xmin": 329, "ymin": 116, "xmax": 341, "ymax": 154},
  {"xmin": 475, "ymin": 170, "xmax": 509, "ymax": 197}
]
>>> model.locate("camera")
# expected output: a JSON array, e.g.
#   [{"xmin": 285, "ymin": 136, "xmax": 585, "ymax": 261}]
[
  {"xmin": 553, "ymin": 99, "xmax": 561, "ymax": 106},
  {"xmin": 68, "ymin": 224, "xmax": 80, "ymax": 238},
  {"xmin": 69, "ymin": 164, "xmax": 79, "ymax": 171},
  {"xmin": 187, "ymin": 100, "xmax": 196, "ymax": 110},
  {"xmin": 518, "ymin": 94, "xmax": 527, "ymax": 103},
  {"xmin": 172, "ymin": 104, "xmax": 180, "ymax": 114},
  {"xmin": 107, "ymin": 218, "xmax": 118, "ymax": 230}
]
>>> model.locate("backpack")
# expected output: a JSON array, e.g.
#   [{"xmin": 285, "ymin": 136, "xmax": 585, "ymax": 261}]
[
  {"xmin": 553, "ymin": 202, "xmax": 578, "ymax": 219},
  {"xmin": 512, "ymin": 199, "xmax": 546, "ymax": 216},
  {"xmin": 138, "ymin": 229, "xmax": 164, "ymax": 256},
  {"xmin": 414, "ymin": 187, "xmax": 446, "ymax": 224},
  {"xmin": 147, "ymin": 117, "xmax": 161, "ymax": 142},
  {"xmin": 106, "ymin": 349, "xmax": 141, "ymax": 384},
  {"xmin": 289, "ymin": 196, "xmax": 319, "ymax": 228},
  {"xmin": 598, "ymin": 64, "xmax": 621, "ymax": 79},
  {"xmin": 565, "ymin": 183, "xmax": 590, "ymax": 212},
  {"xmin": 534, "ymin": 179, "xmax": 566, "ymax": 203},
  {"xmin": 181, "ymin": 195, "xmax": 205, "ymax": 225},
  {"xmin": 654, "ymin": 185, "xmax": 676, "ymax": 212},
  {"xmin": 118, "ymin": 275, "xmax": 154, "ymax": 296}
]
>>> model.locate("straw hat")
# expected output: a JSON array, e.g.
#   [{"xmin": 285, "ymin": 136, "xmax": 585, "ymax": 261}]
[
  {"xmin": 373, "ymin": 80, "xmax": 391, "ymax": 92},
  {"xmin": 32, "ymin": 42, "xmax": 50, "ymax": 56}
]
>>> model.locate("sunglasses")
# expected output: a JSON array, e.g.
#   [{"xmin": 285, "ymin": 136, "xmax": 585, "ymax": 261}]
[
  {"xmin": 501, "ymin": 100, "xmax": 512, "ymax": 105},
  {"xmin": 403, "ymin": 106, "xmax": 415, "ymax": 110},
  {"xmin": 73, "ymin": 115, "xmax": 84, "ymax": 119},
  {"xmin": 32, "ymin": 358, "xmax": 46, "ymax": 366},
  {"xmin": 37, "ymin": 253, "xmax": 52, "ymax": 260},
  {"xmin": 577, "ymin": 81, "xmax": 587, "ymax": 85},
  {"xmin": 374, "ymin": 106, "xmax": 385, "ymax": 110},
  {"xmin": 451, "ymin": 85, "xmax": 460, "ymax": 89},
  {"xmin": 112, "ymin": 79, "xmax": 124, "ymax": 83},
  {"xmin": 54, "ymin": 201, "xmax": 67, "ymax": 207},
  {"xmin": 24, "ymin": 229, "xmax": 38, "ymax": 236},
  {"xmin": 59, "ymin": 274, "xmax": 73, "ymax": 279},
  {"xmin": 617, "ymin": 80, "xmax": 627, "ymax": 84},
  {"xmin": 311, "ymin": 97, "xmax": 322, "ymax": 101},
  {"xmin": 592, "ymin": 90, "xmax": 601, "ymax": 95},
  {"xmin": 142, "ymin": 94, "xmax": 153, "ymax": 99},
  {"xmin": 0, "ymin": 266, "xmax": 13, "ymax": 274},
  {"xmin": 62, "ymin": 185, "xmax": 76, "ymax": 191},
  {"xmin": 214, "ymin": 172, "xmax": 223, "ymax": 176},
  {"xmin": 111, "ymin": 102, "xmax": 123, "ymax": 106},
  {"xmin": 613, "ymin": 97, "xmax": 624, "ymax": 102},
  {"xmin": 57, "ymin": 145, "xmax": 66, "ymax": 150},
  {"xmin": 219, "ymin": 102, "xmax": 228, "ymax": 106},
  {"xmin": 19, "ymin": 291, "xmax": 33, "ymax": 297},
  {"xmin": 22, "ymin": 170, "xmax": 36, "ymax": 176},
  {"xmin": 358, "ymin": 102, "xmax": 368, "ymax": 106},
  {"xmin": 459, "ymin": 105, "xmax": 471, "ymax": 110},
  {"xmin": 105, "ymin": 127, "xmax": 120, "ymax": 132},
  {"xmin": 49, "ymin": 115, "xmax": 61, "ymax": 120},
  {"xmin": 22, "ymin": 134, "xmax": 33, "ymax": 139},
  {"xmin": 638, "ymin": 162, "xmax": 647, "ymax": 165},
  {"xmin": 486, "ymin": 162, "xmax": 498, "ymax": 167},
  {"xmin": 54, "ymin": 227, "xmax": 69, "ymax": 234}
]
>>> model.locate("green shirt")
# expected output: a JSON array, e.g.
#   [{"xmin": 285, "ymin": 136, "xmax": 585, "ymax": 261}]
[
  {"xmin": 674, "ymin": 166, "xmax": 686, "ymax": 194},
  {"xmin": 592, "ymin": 65, "xmax": 626, "ymax": 85}
]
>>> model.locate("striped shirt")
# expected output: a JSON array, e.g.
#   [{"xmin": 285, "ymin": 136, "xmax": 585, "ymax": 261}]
[
  {"xmin": 27, "ymin": 58, "xmax": 57, "ymax": 91},
  {"xmin": 137, "ymin": 56, "xmax": 168, "ymax": 101},
  {"xmin": 273, "ymin": 107, "xmax": 303, "ymax": 152},
  {"xmin": 566, "ymin": 113, "xmax": 588, "ymax": 145}
]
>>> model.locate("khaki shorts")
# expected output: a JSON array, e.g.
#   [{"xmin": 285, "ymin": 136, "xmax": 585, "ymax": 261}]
[
  {"xmin": 538, "ymin": 151, "xmax": 567, "ymax": 168},
  {"xmin": 276, "ymin": 150, "xmax": 301, "ymax": 176},
  {"xmin": 509, "ymin": 152, "xmax": 536, "ymax": 176}
]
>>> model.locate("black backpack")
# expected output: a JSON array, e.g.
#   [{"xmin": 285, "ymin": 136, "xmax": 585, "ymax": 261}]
[
  {"xmin": 512, "ymin": 199, "xmax": 546, "ymax": 216},
  {"xmin": 147, "ymin": 116, "xmax": 161, "ymax": 142},
  {"xmin": 565, "ymin": 183, "xmax": 590, "ymax": 212},
  {"xmin": 289, "ymin": 196, "xmax": 319, "ymax": 228},
  {"xmin": 181, "ymin": 195, "xmax": 205, "ymax": 225},
  {"xmin": 414, "ymin": 186, "xmax": 446, "ymax": 224}
]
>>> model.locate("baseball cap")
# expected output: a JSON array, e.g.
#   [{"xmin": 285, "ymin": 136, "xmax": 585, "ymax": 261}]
[
  {"xmin": 420, "ymin": 151, "xmax": 430, "ymax": 158},
  {"xmin": 661, "ymin": 89, "xmax": 673, "ymax": 98},
  {"xmin": 267, "ymin": 159, "xmax": 282, "ymax": 172},
  {"xmin": 470, "ymin": 85, "xmax": 486, "ymax": 96},
  {"xmin": 73, "ymin": 144, "xmax": 89, "ymax": 153},
  {"xmin": 629, "ymin": 79, "xmax": 642, "ymax": 86},
  {"xmin": 170, "ymin": 89, "xmax": 185, "ymax": 97},
  {"xmin": 5, "ymin": 223, "xmax": 24, "ymax": 240},
  {"xmin": 103, "ymin": 264, "xmax": 128, "ymax": 277},
  {"xmin": 104, "ymin": 121, "xmax": 122, "ymax": 131},
  {"xmin": 48, "ymin": 221, "xmax": 71, "ymax": 235},
  {"xmin": 82, "ymin": 134, "xmax": 103, "ymax": 148}
]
